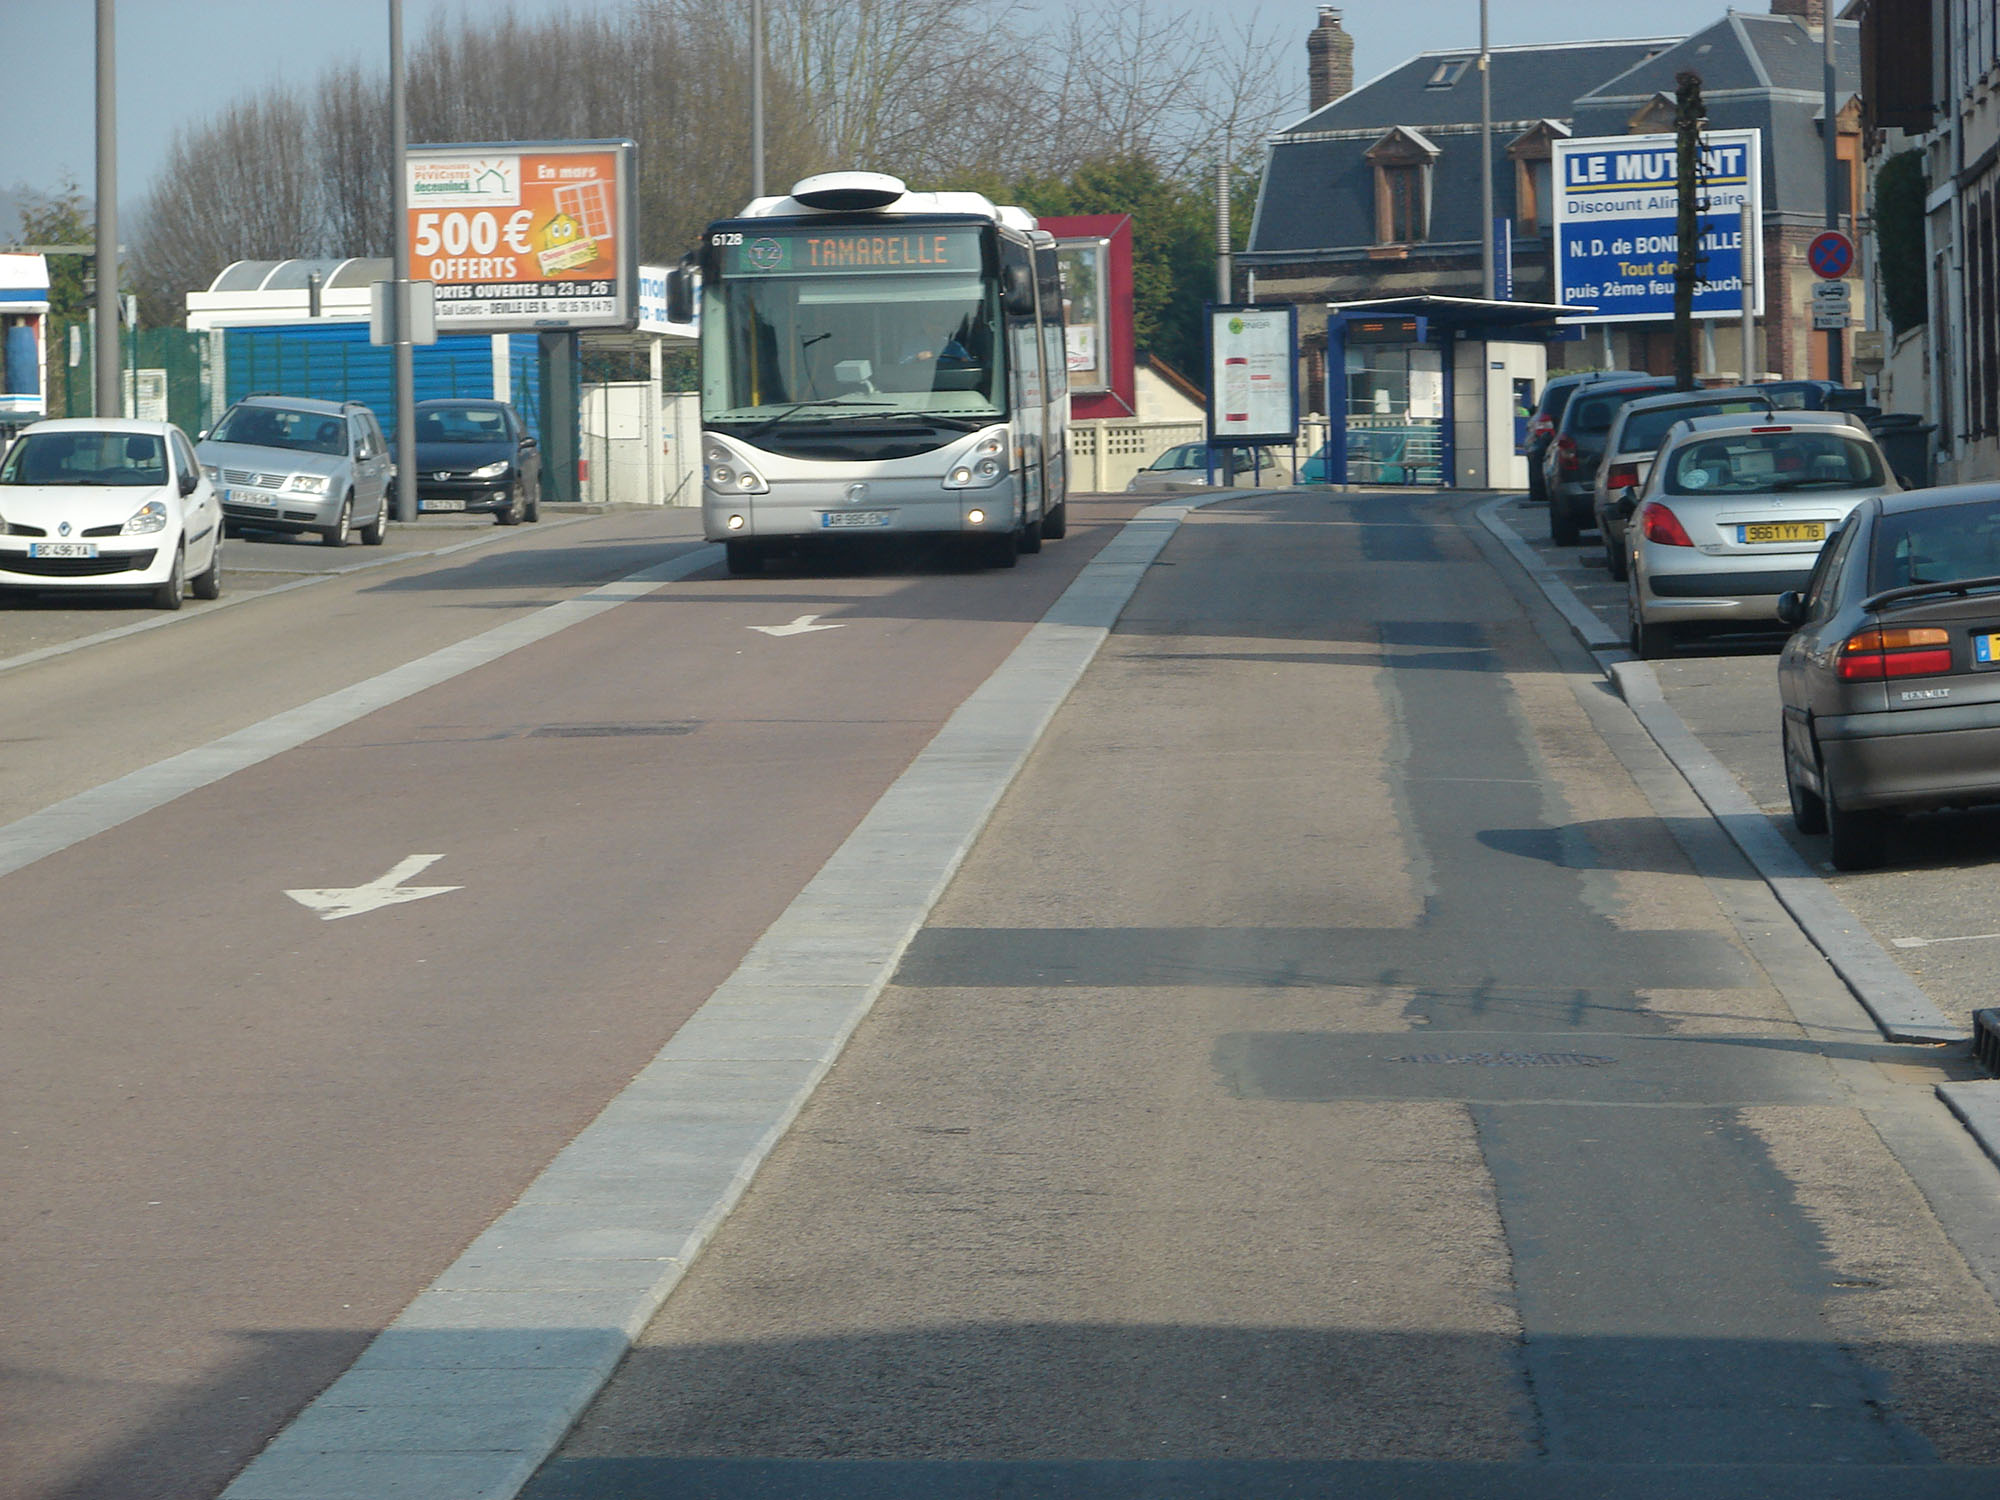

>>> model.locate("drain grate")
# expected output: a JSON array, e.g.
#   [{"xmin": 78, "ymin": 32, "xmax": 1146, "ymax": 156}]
[
  {"xmin": 1392, "ymin": 1051, "xmax": 1617, "ymax": 1067},
  {"xmin": 530, "ymin": 722, "xmax": 700, "ymax": 738},
  {"xmin": 1975, "ymin": 1009, "xmax": 2000, "ymax": 1077}
]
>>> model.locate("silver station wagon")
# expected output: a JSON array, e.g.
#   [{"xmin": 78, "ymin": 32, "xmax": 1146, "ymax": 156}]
[{"xmin": 197, "ymin": 395, "xmax": 392, "ymax": 546}]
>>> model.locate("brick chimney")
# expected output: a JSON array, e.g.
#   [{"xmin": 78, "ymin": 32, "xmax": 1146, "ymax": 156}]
[
  {"xmin": 1770, "ymin": 0, "xmax": 1828, "ymax": 27},
  {"xmin": 1308, "ymin": 7, "xmax": 1355, "ymax": 113}
]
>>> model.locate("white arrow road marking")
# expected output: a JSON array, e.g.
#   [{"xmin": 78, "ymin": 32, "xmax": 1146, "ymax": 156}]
[
  {"xmin": 748, "ymin": 614, "xmax": 846, "ymax": 637},
  {"xmin": 1891, "ymin": 931, "xmax": 2000, "ymax": 949},
  {"xmin": 286, "ymin": 854, "xmax": 462, "ymax": 921}
]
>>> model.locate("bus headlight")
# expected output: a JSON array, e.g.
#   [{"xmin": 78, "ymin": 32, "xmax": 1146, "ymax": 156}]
[
  {"xmin": 705, "ymin": 442, "xmax": 768, "ymax": 495},
  {"xmin": 944, "ymin": 431, "xmax": 1008, "ymax": 489}
]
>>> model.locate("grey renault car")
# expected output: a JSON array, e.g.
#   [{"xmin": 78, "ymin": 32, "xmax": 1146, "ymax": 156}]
[
  {"xmin": 1777, "ymin": 482, "xmax": 2000, "ymax": 869},
  {"xmin": 196, "ymin": 395, "xmax": 392, "ymax": 546}
]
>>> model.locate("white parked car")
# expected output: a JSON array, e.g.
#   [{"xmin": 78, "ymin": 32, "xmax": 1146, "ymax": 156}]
[{"xmin": 0, "ymin": 418, "xmax": 223, "ymax": 610}]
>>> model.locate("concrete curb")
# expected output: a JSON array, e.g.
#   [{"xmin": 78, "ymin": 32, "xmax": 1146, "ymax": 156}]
[
  {"xmin": 1476, "ymin": 496, "xmax": 1966, "ymax": 1046},
  {"xmin": 219, "ymin": 503, "xmax": 1197, "ymax": 1500},
  {"xmin": 1938, "ymin": 1080, "xmax": 2000, "ymax": 1170}
]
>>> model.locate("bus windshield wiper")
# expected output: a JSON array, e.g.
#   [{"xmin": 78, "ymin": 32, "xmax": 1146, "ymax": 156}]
[{"xmin": 737, "ymin": 399, "xmax": 893, "ymax": 442}]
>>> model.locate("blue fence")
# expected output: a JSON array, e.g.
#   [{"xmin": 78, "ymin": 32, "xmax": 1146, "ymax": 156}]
[{"xmin": 222, "ymin": 323, "xmax": 541, "ymax": 433}]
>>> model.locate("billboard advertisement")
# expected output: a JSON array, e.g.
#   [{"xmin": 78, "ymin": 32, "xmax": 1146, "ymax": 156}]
[
  {"xmin": 1055, "ymin": 238, "xmax": 1110, "ymax": 395},
  {"xmin": 1207, "ymin": 303, "xmax": 1298, "ymax": 445},
  {"xmin": 1552, "ymin": 128, "xmax": 1763, "ymax": 323},
  {"xmin": 405, "ymin": 140, "xmax": 637, "ymax": 332}
]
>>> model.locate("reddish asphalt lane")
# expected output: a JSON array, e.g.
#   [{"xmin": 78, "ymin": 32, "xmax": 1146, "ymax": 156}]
[{"xmin": 0, "ymin": 499, "xmax": 1138, "ymax": 1500}]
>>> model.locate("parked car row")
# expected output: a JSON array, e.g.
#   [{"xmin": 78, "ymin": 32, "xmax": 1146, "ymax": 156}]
[{"xmin": 0, "ymin": 395, "xmax": 540, "ymax": 609}]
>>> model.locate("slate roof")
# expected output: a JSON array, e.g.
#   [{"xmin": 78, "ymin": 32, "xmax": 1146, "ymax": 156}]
[{"xmin": 1249, "ymin": 12, "xmax": 1862, "ymax": 262}]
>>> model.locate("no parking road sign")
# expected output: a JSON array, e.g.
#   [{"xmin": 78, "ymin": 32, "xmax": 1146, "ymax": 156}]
[{"xmin": 1809, "ymin": 230, "xmax": 1855, "ymax": 280}]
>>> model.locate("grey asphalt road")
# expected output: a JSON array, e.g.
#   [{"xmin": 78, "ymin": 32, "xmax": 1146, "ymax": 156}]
[
  {"xmin": 1492, "ymin": 493, "xmax": 2000, "ymax": 1024},
  {"xmin": 529, "ymin": 490, "xmax": 2000, "ymax": 1498},
  {"xmin": 0, "ymin": 498, "xmax": 1139, "ymax": 1500}
]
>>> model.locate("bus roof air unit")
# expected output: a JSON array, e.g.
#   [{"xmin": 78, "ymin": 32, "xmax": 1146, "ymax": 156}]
[{"xmin": 788, "ymin": 172, "xmax": 908, "ymax": 211}]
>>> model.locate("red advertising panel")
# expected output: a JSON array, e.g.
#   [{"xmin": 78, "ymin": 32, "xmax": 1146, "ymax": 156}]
[
  {"xmin": 1040, "ymin": 214, "xmax": 1135, "ymax": 420},
  {"xmin": 404, "ymin": 140, "xmax": 636, "ymax": 332}
]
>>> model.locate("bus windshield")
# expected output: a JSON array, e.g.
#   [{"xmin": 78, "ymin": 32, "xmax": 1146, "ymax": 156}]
[{"xmin": 703, "ymin": 271, "xmax": 1002, "ymax": 425}]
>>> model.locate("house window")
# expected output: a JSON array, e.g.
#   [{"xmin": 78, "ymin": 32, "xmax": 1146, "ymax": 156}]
[
  {"xmin": 1425, "ymin": 58, "xmax": 1470, "ymax": 89},
  {"xmin": 1383, "ymin": 165, "xmax": 1426, "ymax": 243}
]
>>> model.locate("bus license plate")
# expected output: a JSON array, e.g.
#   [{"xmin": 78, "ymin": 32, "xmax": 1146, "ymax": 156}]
[
  {"xmin": 1975, "ymin": 633, "xmax": 2000, "ymax": 665},
  {"xmin": 822, "ymin": 510, "xmax": 890, "ymax": 528},
  {"xmin": 1739, "ymin": 521, "xmax": 1825, "ymax": 545},
  {"xmin": 29, "ymin": 542, "xmax": 96, "ymax": 558}
]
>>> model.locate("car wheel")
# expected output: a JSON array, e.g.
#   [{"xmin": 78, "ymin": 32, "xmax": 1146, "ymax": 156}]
[
  {"xmin": 724, "ymin": 539, "xmax": 764, "ymax": 576},
  {"xmin": 496, "ymin": 487, "xmax": 522, "ymax": 526},
  {"xmin": 1826, "ymin": 781, "xmax": 1890, "ymax": 871},
  {"xmin": 359, "ymin": 493, "xmax": 388, "ymax": 546},
  {"xmin": 190, "ymin": 532, "xmax": 223, "ymax": 600},
  {"xmin": 1628, "ymin": 570, "xmax": 1673, "ymax": 659},
  {"xmin": 152, "ymin": 544, "xmax": 186, "ymax": 611},
  {"xmin": 1550, "ymin": 495, "xmax": 1580, "ymax": 546},
  {"xmin": 1527, "ymin": 464, "xmax": 1546, "ymax": 504},
  {"xmin": 1602, "ymin": 527, "xmax": 1628, "ymax": 581},
  {"xmin": 1018, "ymin": 517, "xmax": 1043, "ymax": 554},
  {"xmin": 322, "ymin": 494, "xmax": 353, "ymax": 547},
  {"xmin": 525, "ymin": 478, "xmax": 541, "ymax": 523},
  {"xmin": 1042, "ymin": 499, "xmax": 1066, "ymax": 539},
  {"xmin": 1786, "ymin": 727, "xmax": 1827, "ymax": 836}
]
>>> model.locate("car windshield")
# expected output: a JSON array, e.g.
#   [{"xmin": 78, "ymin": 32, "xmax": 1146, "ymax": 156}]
[
  {"xmin": 0, "ymin": 430, "xmax": 167, "ymax": 486},
  {"xmin": 210, "ymin": 405, "xmax": 348, "ymax": 456},
  {"xmin": 1662, "ymin": 429, "xmax": 1887, "ymax": 495},
  {"xmin": 416, "ymin": 407, "xmax": 507, "ymax": 443},
  {"xmin": 1620, "ymin": 400, "xmax": 1771, "ymax": 454},
  {"xmin": 1870, "ymin": 501, "xmax": 2000, "ymax": 589}
]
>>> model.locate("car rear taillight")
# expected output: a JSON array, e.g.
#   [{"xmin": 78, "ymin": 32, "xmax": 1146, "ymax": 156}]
[
  {"xmin": 1606, "ymin": 463, "xmax": 1640, "ymax": 492},
  {"xmin": 1639, "ymin": 502, "xmax": 1694, "ymax": 547},
  {"xmin": 1837, "ymin": 626, "xmax": 1953, "ymax": 681},
  {"xmin": 1556, "ymin": 435, "xmax": 1579, "ymax": 472},
  {"xmin": 1529, "ymin": 414, "xmax": 1553, "ymax": 443}
]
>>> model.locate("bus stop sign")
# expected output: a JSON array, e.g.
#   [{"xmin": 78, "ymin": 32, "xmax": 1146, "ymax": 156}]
[{"xmin": 1808, "ymin": 230, "xmax": 1855, "ymax": 280}]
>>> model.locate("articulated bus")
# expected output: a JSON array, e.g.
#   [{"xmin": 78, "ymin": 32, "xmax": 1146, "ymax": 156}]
[{"xmin": 668, "ymin": 173, "xmax": 1068, "ymax": 575}]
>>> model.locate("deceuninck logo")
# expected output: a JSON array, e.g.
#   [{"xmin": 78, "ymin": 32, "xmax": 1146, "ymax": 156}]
[{"xmin": 409, "ymin": 158, "xmax": 518, "ymax": 208}]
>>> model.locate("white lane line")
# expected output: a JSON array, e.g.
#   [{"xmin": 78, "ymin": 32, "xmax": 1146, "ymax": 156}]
[
  {"xmin": 286, "ymin": 854, "xmax": 462, "ymax": 921},
  {"xmin": 217, "ymin": 502, "xmax": 1200, "ymax": 1500},
  {"xmin": 1891, "ymin": 932, "xmax": 2000, "ymax": 949},
  {"xmin": 0, "ymin": 545, "xmax": 722, "ymax": 884},
  {"xmin": 0, "ymin": 515, "xmax": 599, "ymax": 680},
  {"xmin": 748, "ymin": 613, "xmax": 845, "ymax": 636}
]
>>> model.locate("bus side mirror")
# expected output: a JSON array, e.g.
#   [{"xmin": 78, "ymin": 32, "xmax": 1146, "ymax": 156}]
[
  {"xmin": 1002, "ymin": 264, "xmax": 1036, "ymax": 317},
  {"xmin": 666, "ymin": 266, "xmax": 695, "ymax": 325}
]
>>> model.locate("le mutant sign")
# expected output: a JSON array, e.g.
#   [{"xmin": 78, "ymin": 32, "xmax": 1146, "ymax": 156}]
[
  {"xmin": 1552, "ymin": 128, "xmax": 1763, "ymax": 323},
  {"xmin": 404, "ymin": 140, "xmax": 636, "ymax": 332}
]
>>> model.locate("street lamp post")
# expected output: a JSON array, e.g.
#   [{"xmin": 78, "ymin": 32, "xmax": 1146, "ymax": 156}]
[
  {"xmin": 94, "ymin": 0, "xmax": 120, "ymax": 418},
  {"xmin": 389, "ymin": 0, "xmax": 416, "ymax": 522},
  {"xmin": 751, "ymin": 0, "xmax": 765, "ymax": 199},
  {"xmin": 1480, "ymin": 0, "xmax": 1494, "ymax": 300}
]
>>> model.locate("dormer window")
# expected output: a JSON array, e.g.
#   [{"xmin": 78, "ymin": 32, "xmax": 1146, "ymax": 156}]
[
  {"xmin": 1425, "ymin": 57, "xmax": 1471, "ymax": 89},
  {"xmin": 1366, "ymin": 126, "xmax": 1441, "ymax": 245}
]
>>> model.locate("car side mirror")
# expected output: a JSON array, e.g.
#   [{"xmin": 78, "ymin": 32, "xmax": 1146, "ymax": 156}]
[
  {"xmin": 1001, "ymin": 264, "xmax": 1035, "ymax": 317},
  {"xmin": 1775, "ymin": 591, "xmax": 1805, "ymax": 628},
  {"xmin": 666, "ymin": 263, "xmax": 696, "ymax": 325},
  {"xmin": 179, "ymin": 469, "xmax": 199, "ymax": 497}
]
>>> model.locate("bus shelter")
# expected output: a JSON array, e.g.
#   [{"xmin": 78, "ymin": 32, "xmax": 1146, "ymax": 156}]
[{"xmin": 1325, "ymin": 296, "xmax": 1589, "ymax": 489}]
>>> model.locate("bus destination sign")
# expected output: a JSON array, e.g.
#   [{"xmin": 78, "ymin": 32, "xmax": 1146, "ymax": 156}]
[{"xmin": 718, "ymin": 228, "xmax": 983, "ymax": 276}]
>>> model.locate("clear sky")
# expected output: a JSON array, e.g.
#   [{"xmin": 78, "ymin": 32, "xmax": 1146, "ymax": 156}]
[{"xmin": 2, "ymin": 0, "xmax": 1739, "ymax": 221}]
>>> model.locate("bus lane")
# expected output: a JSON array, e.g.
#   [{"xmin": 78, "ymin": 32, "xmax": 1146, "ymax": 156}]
[{"xmin": 0, "ymin": 497, "xmax": 1137, "ymax": 1500}]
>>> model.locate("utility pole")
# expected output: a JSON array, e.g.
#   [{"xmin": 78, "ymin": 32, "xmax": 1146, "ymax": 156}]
[
  {"xmin": 751, "ymin": 0, "xmax": 765, "ymax": 199},
  {"xmin": 93, "ymin": 0, "xmax": 120, "ymax": 418},
  {"xmin": 389, "ymin": 0, "xmax": 416, "ymax": 523},
  {"xmin": 1216, "ymin": 148, "xmax": 1233, "ymax": 303},
  {"xmin": 1479, "ymin": 0, "xmax": 1494, "ymax": 299},
  {"xmin": 1671, "ymin": 71, "xmax": 1706, "ymax": 392},
  {"xmin": 1823, "ymin": 3, "xmax": 1843, "ymax": 383}
]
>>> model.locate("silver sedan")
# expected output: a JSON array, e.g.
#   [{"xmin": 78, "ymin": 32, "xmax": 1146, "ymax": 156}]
[{"xmin": 1626, "ymin": 412, "xmax": 1897, "ymax": 659}]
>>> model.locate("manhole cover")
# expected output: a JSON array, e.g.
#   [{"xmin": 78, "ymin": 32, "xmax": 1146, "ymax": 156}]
[{"xmin": 1391, "ymin": 1051, "xmax": 1616, "ymax": 1067}]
